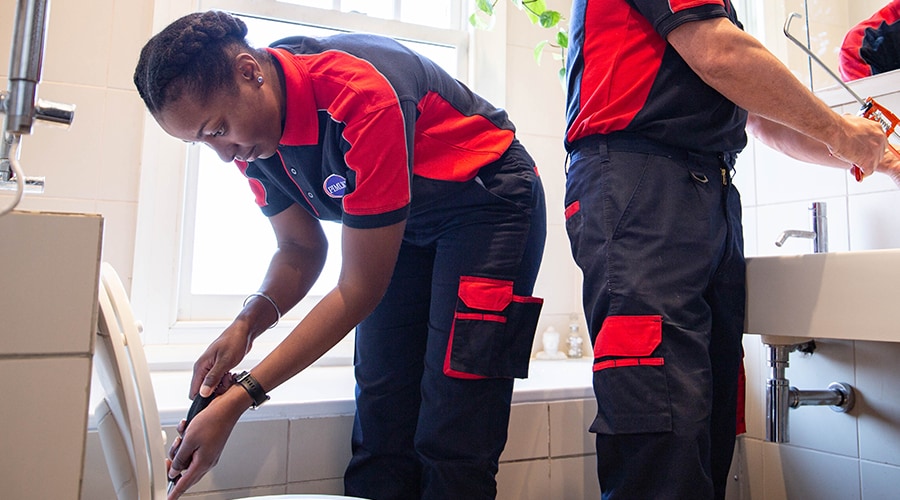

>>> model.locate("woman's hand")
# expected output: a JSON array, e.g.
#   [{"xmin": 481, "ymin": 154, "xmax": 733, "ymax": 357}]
[
  {"xmin": 191, "ymin": 323, "xmax": 253, "ymax": 399},
  {"xmin": 165, "ymin": 389, "xmax": 247, "ymax": 499}
]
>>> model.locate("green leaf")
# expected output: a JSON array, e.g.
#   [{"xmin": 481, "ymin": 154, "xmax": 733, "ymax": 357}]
[
  {"xmin": 533, "ymin": 40, "xmax": 549, "ymax": 64},
  {"xmin": 469, "ymin": 11, "xmax": 494, "ymax": 30},
  {"xmin": 476, "ymin": 0, "xmax": 494, "ymax": 15},
  {"xmin": 539, "ymin": 10, "xmax": 561, "ymax": 28},
  {"xmin": 521, "ymin": 0, "xmax": 545, "ymax": 24},
  {"xmin": 557, "ymin": 29, "xmax": 568, "ymax": 49},
  {"xmin": 558, "ymin": 66, "xmax": 567, "ymax": 87}
]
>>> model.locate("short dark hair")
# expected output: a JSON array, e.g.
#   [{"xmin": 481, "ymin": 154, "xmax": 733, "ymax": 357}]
[{"xmin": 133, "ymin": 10, "xmax": 261, "ymax": 114}]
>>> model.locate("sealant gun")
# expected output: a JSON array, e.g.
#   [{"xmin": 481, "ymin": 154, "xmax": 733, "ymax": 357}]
[{"xmin": 784, "ymin": 12, "xmax": 900, "ymax": 181}]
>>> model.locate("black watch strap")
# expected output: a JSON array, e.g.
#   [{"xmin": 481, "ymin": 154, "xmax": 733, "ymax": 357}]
[{"xmin": 236, "ymin": 371, "xmax": 270, "ymax": 409}]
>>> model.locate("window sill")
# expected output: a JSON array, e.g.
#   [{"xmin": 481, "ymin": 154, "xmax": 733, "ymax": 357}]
[{"xmin": 139, "ymin": 358, "xmax": 594, "ymax": 426}]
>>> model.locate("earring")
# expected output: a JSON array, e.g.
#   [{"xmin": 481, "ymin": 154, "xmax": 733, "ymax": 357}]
[{"xmin": 257, "ymin": 75, "xmax": 264, "ymax": 84}]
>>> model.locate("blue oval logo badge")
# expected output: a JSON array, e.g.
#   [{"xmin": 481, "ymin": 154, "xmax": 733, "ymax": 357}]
[{"xmin": 323, "ymin": 174, "xmax": 347, "ymax": 198}]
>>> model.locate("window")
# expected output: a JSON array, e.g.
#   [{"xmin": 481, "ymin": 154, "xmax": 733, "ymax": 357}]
[{"xmin": 133, "ymin": 0, "xmax": 468, "ymax": 354}]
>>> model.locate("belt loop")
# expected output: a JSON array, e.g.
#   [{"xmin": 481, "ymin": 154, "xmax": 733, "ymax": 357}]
[{"xmin": 598, "ymin": 135, "xmax": 609, "ymax": 162}]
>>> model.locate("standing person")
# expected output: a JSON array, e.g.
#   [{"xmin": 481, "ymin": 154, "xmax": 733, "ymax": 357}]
[
  {"xmin": 564, "ymin": 1, "xmax": 899, "ymax": 499},
  {"xmin": 134, "ymin": 10, "xmax": 546, "ymax": 500},
  {"xmin": 839, "ymin": 0, "xmax": 900, "ymax": 81}
]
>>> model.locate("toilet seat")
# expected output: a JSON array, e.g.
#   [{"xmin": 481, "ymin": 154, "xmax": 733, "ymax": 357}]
[{"xmin": 94, "ymin": 263, "xmax": 365, "ymax": 500}]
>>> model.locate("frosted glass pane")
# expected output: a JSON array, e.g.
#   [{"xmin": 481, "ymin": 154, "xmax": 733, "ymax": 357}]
[
  {"xmin": 277, "ymin": 0, "xmax": 333, "ymax": 9},
  {"xmin": 341, "ymin": 0, "xmax": 393, "ymax": 20},
  {"xmin": 191, "ymin": 147, "xmax": 342, "ymax": 296},
  {"xmin": 401, "ymin": 1, "xmax": 454, "ymax": 29}
]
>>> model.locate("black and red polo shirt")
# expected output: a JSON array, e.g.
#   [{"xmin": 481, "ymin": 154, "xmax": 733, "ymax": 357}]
[
  {"xmin": 839, "ymin": 1, "xmax": 900, "ymax": 81},
  {"xmin": 565, "ymin": 0, "xmax": 748, "ymax": 154},
  {"xmin": 240, "ymin": 34, "xmax": 516, "ymax": 229}
]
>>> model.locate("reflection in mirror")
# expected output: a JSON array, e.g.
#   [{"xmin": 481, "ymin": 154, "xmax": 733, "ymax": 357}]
[{"xmin": 749, "ymin": 0, "xmax": 891, "ymax": 92}]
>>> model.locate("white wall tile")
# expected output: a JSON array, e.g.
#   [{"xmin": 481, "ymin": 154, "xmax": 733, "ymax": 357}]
[
  {"xmin": 39, "ymin": 0, "xmax": 115, "ymax": 88},
  {"xmin": 497, "ymin": 459, "xmax": 552, "ymax": 500},
  {"xmin": 15, "ymin": 82, "xmax": 107, "ymax": 201},
  {"xmin": 108, "ymin": 0, "xmax": 155, "ymax": 91},
  {"xmin": 855, "ymin": 341, "xmax": 900, "ymax": 466},
  {"xmin": 764, "ymin": 445, "xmax": 861, "ymax": 500},
  {"xmin": 550, "ymin": 454, "xmax": 601, "ymax": 499},
  {"xmin": 287, "ymin": 415, "xmax": 354, "ymax": 482},
  {"xmin": 739, "ymin": 437, "xmax": 767, "ymax": 500},
  {"xmin": 753, "ymin": 141, "xmax": 848, "ymax": 206},
  {"xmin": 860, "ymin": 461, "xmax": 900, "ymax": 499},
  {"xmin": 98, "ymin": 89, "xmax": 146, "ymax": 203},
  {"xmin": 548, "ymin": 398, "xmax": 595, "ymax": 457},
  {"xmin": 782, "ymin": 340, "xmax": 859, "ymax": 456},
  {"xmin": 285, "ymin": 478, "xmax": 346, "ymax": 495},
  {"xmin": 502, "ymin": 402, "xmax": 550, "ymax": 462},
  {"xmin": 97, "ymin": 200, "xmax": 139, "ymax": 289},
  {"xmin": 725, "ymin": 437, "xmax": 750, "ymax": 500},
  {"xmin": 171, "ymin": 419, "xmax": 289, "ymax": 493},
  {"xmin": 848, "ymin": 191, "xmax": 900, "ymax": 250}
]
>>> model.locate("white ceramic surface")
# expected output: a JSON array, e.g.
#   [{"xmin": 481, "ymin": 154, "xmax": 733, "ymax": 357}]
[{"xmin": 745, "ymin": 249, "xmax": 900, "ymax": 343}]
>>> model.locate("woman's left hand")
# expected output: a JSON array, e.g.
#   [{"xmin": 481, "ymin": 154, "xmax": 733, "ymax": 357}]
[{"xmin": 165, "ymin": 391, "xmax": 244, "ymax": 499}]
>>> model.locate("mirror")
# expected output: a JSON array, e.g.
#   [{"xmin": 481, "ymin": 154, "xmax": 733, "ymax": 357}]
[{"xmin": 739, "ymin": 0, "xmax": 891, "ymax": 92}]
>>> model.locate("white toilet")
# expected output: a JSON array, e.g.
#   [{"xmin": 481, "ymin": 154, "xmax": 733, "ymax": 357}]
[{"xmin": 94, "ymin": 262, "xmax": 364, "ymax": 500}]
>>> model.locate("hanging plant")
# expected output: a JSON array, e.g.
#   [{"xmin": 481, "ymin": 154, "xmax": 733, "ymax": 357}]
[{"xmin": 469, "ymin": 0, "xmax": 569, "ymax": 84}]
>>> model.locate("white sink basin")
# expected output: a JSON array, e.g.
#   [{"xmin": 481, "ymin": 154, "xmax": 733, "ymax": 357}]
[{"xmin": 745, "ymin": 249, "xmax": 900, "ymax": 343}]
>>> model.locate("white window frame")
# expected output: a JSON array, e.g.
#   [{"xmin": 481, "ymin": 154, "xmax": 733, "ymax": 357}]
[{"xmin": 131, "ymin": 0, "xmax": 497, "ymax": 365}]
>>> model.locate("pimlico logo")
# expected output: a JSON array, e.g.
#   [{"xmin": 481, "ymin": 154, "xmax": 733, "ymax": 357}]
[{"xmin": 323, "ymin": 174, "xmax": 347, "ymax": 198}]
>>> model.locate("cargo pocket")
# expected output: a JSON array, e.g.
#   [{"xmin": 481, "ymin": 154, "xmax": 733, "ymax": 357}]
[
  {"xmin": 444, "ymin": 276, "xmax": 544, "ymax": 379},
  {"xmin": 590, "ymin": 315, "xmax": 672, "ymax": 435}
]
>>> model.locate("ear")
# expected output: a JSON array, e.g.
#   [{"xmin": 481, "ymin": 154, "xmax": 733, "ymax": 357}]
[{"xmin": 234, "ymin": 53, "xmax": 262, "ymax": 84}]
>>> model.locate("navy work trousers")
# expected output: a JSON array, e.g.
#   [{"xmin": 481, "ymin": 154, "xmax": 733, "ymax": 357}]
[
  {"xmin": 564, "ymin": 133, "xmax": 745, "ymax": 500},
  {"xmin": 344, "ymin": 140, "xmax": 547, "ymax": 500}
]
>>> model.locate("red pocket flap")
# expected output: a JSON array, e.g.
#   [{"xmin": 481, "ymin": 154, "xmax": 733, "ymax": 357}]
[
  {"xmin": 458, "ymin": 276, "xmax": 514, "ymax": 312},
  {"xmin": 595, "ymin": 315, "xmax": 663, "ymax": 358}
]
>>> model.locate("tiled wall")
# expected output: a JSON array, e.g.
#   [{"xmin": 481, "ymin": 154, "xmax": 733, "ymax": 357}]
[{"xmin": 81, "ymin": 397, "xmax": 602, "ymax": 499}]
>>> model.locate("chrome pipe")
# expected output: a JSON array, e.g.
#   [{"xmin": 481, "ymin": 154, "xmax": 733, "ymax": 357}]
[
  {"xmin": 810, "ymin": 201, "xmax": 828, "ymax": 253},
  {"xmin": 6, "ymin": 0, "xmax": 51, "ymax": 135},
  {"xmin": 34, "ymin": 98, "xmax": 75, "ymax": 128},
  {"xmin": 791, "ymin": 382, "xmax": 855, "ymax": 413},
  {"xmin": 765, "ymin": 344, "xmax": 793, "ymax": 443},
  {"xmin": 764, "ymin": 341, "xmax": 856, "ymax": 443}
]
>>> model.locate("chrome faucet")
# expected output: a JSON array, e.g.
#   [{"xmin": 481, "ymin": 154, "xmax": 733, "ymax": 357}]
[
  {"xmin": 1, "ymin": 0, "xmax": 75, "ymax": 215},
  {"xmin": 775, "ymin": 201, "xmax": 828, "ymax": 253}
]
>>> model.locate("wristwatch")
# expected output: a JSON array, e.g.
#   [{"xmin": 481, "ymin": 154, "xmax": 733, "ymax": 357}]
[{"xmin": 235, "ymin": 371, "xmax": 270, "ymax": 409}]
